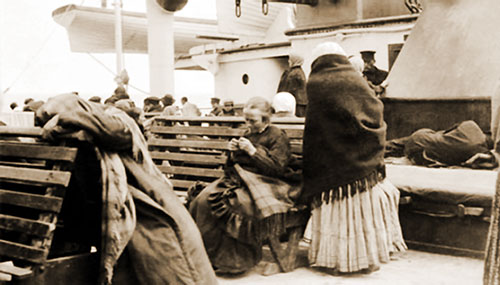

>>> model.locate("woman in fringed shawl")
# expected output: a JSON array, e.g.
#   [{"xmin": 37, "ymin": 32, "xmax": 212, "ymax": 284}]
[
  {"xmin": 189, "ymin": 97, "xmax": 301, "ymax": 274},
  {"xmin": 35, "ymin": 93, "xmax": 217, "ymax": 285},
  {"xmin": 301, "ymin": 42, "xmax": 406, "ymax": 274}
]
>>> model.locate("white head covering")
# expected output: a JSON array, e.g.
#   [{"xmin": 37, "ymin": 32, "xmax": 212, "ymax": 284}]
[
  {"xmin": 289, "ymin": 52, "xmax": 304, "ymax": 67},
  {"xmin": 272, "ymin": 92, "xmax": 296, "ymax": 115},
  {"xmin": 311, "ymin": 42, "xmax": 347, "ymax": 63},
  {"xmin": 348, "ymin": 55, "xmax": 365, "ymax": 75}
]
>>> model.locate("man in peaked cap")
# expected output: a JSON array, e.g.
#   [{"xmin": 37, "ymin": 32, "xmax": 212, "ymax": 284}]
[{"xmin": 360, "ymin": 50, "xmax": 388, "ymax": 86}]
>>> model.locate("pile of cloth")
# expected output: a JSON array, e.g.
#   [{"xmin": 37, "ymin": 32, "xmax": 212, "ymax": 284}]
[{"xmin": 36, "ymin": 93, "xmax": 217, "ymax": 285}]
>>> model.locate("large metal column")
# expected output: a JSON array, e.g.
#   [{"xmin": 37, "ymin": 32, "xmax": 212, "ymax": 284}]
[{"xmin": 146, "ymin": 0, "xmax": 175, "ymax": 97}]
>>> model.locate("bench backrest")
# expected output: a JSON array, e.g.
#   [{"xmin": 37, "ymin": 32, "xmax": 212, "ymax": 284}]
[
  {"xmin": 147, "ymin": 116, "xmax": 304, "ymax": 195},
  {"xmin": 0, "ymin": 127, "xmax": 77, "ymax": 264}
]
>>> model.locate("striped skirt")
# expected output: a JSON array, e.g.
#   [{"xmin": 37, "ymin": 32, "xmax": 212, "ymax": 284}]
[{"xmin": 307, "ymin": 178, "xmax": 407, "ymax": 273}]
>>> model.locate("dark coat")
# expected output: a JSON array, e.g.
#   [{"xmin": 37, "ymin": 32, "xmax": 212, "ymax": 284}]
[
  {"xmin": 301, "ymin": 54, "xmax": 386, "ymax": 203},
  {"xmin": 277, "ymin": 66, "xmax": 307, "ymax": 106}
]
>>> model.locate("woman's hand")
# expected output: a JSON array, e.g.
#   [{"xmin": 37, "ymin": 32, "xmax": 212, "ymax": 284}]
[
  {"xmin": 229, "ymin": 138, "xmax": 240, "ymax": 151},
  {"xmin": 237, "ymin": 137, "xmax": 257, "ymax": 156}
]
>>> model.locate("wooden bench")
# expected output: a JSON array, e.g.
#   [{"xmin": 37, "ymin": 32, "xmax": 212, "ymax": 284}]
[
  {"xmin": 147, "ymin": 115, "xmax": 308, "ymax": 273},
  {"xmin": 0, "ymin": 127, "xmax": 98, "ymax": 284}
]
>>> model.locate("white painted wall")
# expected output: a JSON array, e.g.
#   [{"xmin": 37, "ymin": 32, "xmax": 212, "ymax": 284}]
[
  {"xmin": 214, "ymin": 57, "xmax": 288, "ymax": 104},
  {"xmin": 290, "ymin": 23, "xmax": 413, "ymax": 77}
]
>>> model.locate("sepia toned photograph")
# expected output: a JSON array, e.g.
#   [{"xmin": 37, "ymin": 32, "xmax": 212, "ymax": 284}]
[{"xmin": 0, "ymin": 0, "xmax": 496, "ymax": 284}]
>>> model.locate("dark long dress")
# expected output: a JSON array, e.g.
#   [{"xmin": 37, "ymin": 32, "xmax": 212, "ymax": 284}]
[
  {"xmin": 189, "ymin": 125, "xmax": 299, "ymax": 273},
  {"xmin": 278, "ymin": 65, "xmax": 307, "ymax": 117}
]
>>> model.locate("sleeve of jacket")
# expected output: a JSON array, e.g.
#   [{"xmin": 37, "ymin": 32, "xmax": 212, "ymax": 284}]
[{"xmin": 249, "ymin": 130, "xmax": 291, "ymax": 177}]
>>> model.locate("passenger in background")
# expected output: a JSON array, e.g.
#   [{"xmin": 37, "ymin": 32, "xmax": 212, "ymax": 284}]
[
  {"xmin": 361, "ymin": 50, "xmax": 388, "ymax": 86},
  {"xmin": 222, "ymin": 100, "xmax": 235, "ymax": 116},
  {"xmin": 113, "ymin": 86, "xmax": 130, "ymax": 100},
  {"xmin": 302, "ymin": 42, "xmax": 406, "ymax": 275},
  {"xmin": 9, "ymin": 102, "xmax": 19, "ymax": 111},
  {"xmin": 277, "ymin": 52, "xmax": 307, "ymax": 117},
  {"xmin": 272, "ymin": 92, "xmax": 296, "ymax": 118},
  {"xmin": 386, "ymin": 120, "xmax": 491, "ymax": 167},
  {"xmin": 160, "ymin": 94, "xmax": 178, "ymax": 116},
  {"xmin": 23, "ymin": 98, "xmax": 34, "ymax": 110},
  {"xmin": 208, "ymin": 97, "xmax": 223, "ymax": 116},
  {"xmin": 143, "ymin": 96, "xmax": 163, "ymax": 113},
  {"xmin": 180, "ymin": 96, "xmax": 201, "ymax": 117},
  {"xmin": 23, "ymin": 100, "xmax": 45, "ymax": 112},
  {"xmin": 349, "ymin": 55, "xmax": 385, "ymax": 96},
  {"xmin": 88, "ymin": 96, "xmax": 102, "ymax": 104},
  {"xmin": 104, "ymin": 96, "xmax": 117, "ymax": 106}
]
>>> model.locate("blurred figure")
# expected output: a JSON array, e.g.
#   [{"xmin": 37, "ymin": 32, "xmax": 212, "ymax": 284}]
[
  {"xmin": 89, "ymin": 96, "xmax": 102, "ymax": 104},
  {"xmin": 23, "ymin": 100, "xmax": 44, "ymax": 112},
  {"xmin": 208, "ymin": 97, "xmax": 223, "ymax": 116},
  {"xmin": 9, "ymin": 102, "xmax": 19, "ymax": 111},
  {"xmin": 277, "ymin": 52, "xmax": 307, "ymax": 117},
  {"xmin": 272, "ymin": 92, "xmax": 296, "ymax": 118},
  {"xmin": 114, "ymin": 86, "xmax": 129, "ymax": 100},
  {"xmin": 348, "ymin": 55, "xmax": 365, "ymax": 75},
  {"xmin": 222, "ymin": 100, "xmax": 235, "ymax": 116},
  {"xmin": 360, "ymin": 50, "xmax": 388, "ymax": 86},
  {"xmin": 349, "ymin": 55, "xmax": 385, "ymax": 96},
  {"xmin": 104, "ymin": 96, "xmax": 118, "ymax": 106},
  {"xmin": 115, "ymin": 99, "xmax": 144, "ymax": 133},
  {"xmin": 143, "ymin": 96, "xmax": 163, "ymax": 113},
  {"xmin": 180, "ymin": 97, "xmax": 201, "ymax": 117},
  {"xmin": 161, "ymin": 94, "xmax": 178, "ymax": 116}
]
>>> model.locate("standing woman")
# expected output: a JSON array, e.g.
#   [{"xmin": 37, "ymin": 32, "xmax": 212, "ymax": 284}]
[{"xmin": 301, "ymin": 42, "xmax": 406, "ymax": 274}]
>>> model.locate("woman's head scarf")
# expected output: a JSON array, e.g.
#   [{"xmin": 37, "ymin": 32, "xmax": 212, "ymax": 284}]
[
  {"xmin": 288, "ymin": 53, "xmax": 304, "ymax": 67},
  {"xmin": 310, "ymin": 42, "xmax": 346, "ymax": 64},
  {"xmin": 348, "ymin": 55, "xmax": 365, "ymax": 75},
  {"xmin": 272, "ymin": 92, "xmax": 296, "ymax": 115}
]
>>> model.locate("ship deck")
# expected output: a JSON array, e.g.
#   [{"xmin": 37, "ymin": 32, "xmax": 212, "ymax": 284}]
[{"xmin": 218, "ymin": 249, "xmax": 483, "ymax": 285}]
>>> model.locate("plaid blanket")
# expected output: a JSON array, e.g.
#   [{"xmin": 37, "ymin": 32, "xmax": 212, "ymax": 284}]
[{"xmin": 234, "ymin": 164, "xmax": 296, "ymax": 219}]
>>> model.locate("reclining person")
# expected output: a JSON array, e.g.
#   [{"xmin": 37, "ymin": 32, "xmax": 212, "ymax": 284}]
[
  {"xmin": 189, "ymin": 96, "xmax": 302, "ymax": 274},
  {"xmin": 386, "ymin": 120, "xmax": 491, "ymax": 167}
]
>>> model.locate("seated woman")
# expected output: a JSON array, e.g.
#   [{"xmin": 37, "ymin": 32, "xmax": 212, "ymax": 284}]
[{"xmin": 189, "ymin": 96, "xmax": 301, "ymax": 274}]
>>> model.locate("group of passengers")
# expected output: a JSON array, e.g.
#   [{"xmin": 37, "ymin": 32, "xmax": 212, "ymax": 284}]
[
  {"xmin": 7, "ymin": 40, "xmax": 500, "ymax": 284},
  {"xmin": 188, "ymin": 41, "xmax": 406, "ymax": 276}
]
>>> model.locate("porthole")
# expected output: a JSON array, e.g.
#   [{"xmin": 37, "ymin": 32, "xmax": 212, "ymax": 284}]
[{"xmin": 242, "ymin": 74, "xmax": 249, "ymax": 85}]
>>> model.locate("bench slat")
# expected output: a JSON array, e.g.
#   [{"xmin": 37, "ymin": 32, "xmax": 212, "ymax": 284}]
[
  {"xmin": 0, "ymin": 161, "xmax": 46, "ymax": 168},
  {"xmin": 0, "ymin": 262, "xmax": 32, "ymax": 278},
  {"xmin": 0, "ymin": 165, "xmax": 72, "ymax": 187},
  {"xmin": 0, "ymin": 240, "xmax": 46, "ymax": 263},
  {"xmin": 0, "ymin": 214, "xmax": 55, "ymax": 237},
  {"xmin": 0, "ymin": 142, "xmax": 77, "ymax": 162},
  {"xmin": 0, "ymin": 189, "xmax": 63, "ymax": 212},
  {"xmin": 149, "ymin": 138, "xmax": 230, "ymax": 150},
  {"xmin": 158, "ymin": 165, "xmax": 224, "ymax": 178},
  {"xmin": 155, "ymin": 116, "xmax": 305, "ymax": 124},
  {"xmin": 171, "ymin": 179, "xmax": 199, "ymax": 189},
  {"xmin": 150, "ymin": 151, "xmax": 227, "ymax": 165},
  {"xmin": 151, "ymin": 126, "xmax": 246, "ymax": 137},
  {"xmin": 0, "ymin": 127, "xmax": 43, "ymax": 137}
]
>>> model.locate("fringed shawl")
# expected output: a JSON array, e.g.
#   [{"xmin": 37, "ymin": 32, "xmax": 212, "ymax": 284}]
[{"xmin": 301, "ymin": 54, "xmax": 387, "ymax": 204}]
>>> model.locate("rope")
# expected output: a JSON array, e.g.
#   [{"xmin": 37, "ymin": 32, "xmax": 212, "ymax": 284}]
[
  {"xmin": 86, "ymin": 53, "xmax": 150, "ymax": 95},
  {"xmin": 2, "ymin": 0, "xmax": 86, "ymax": 94}
]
